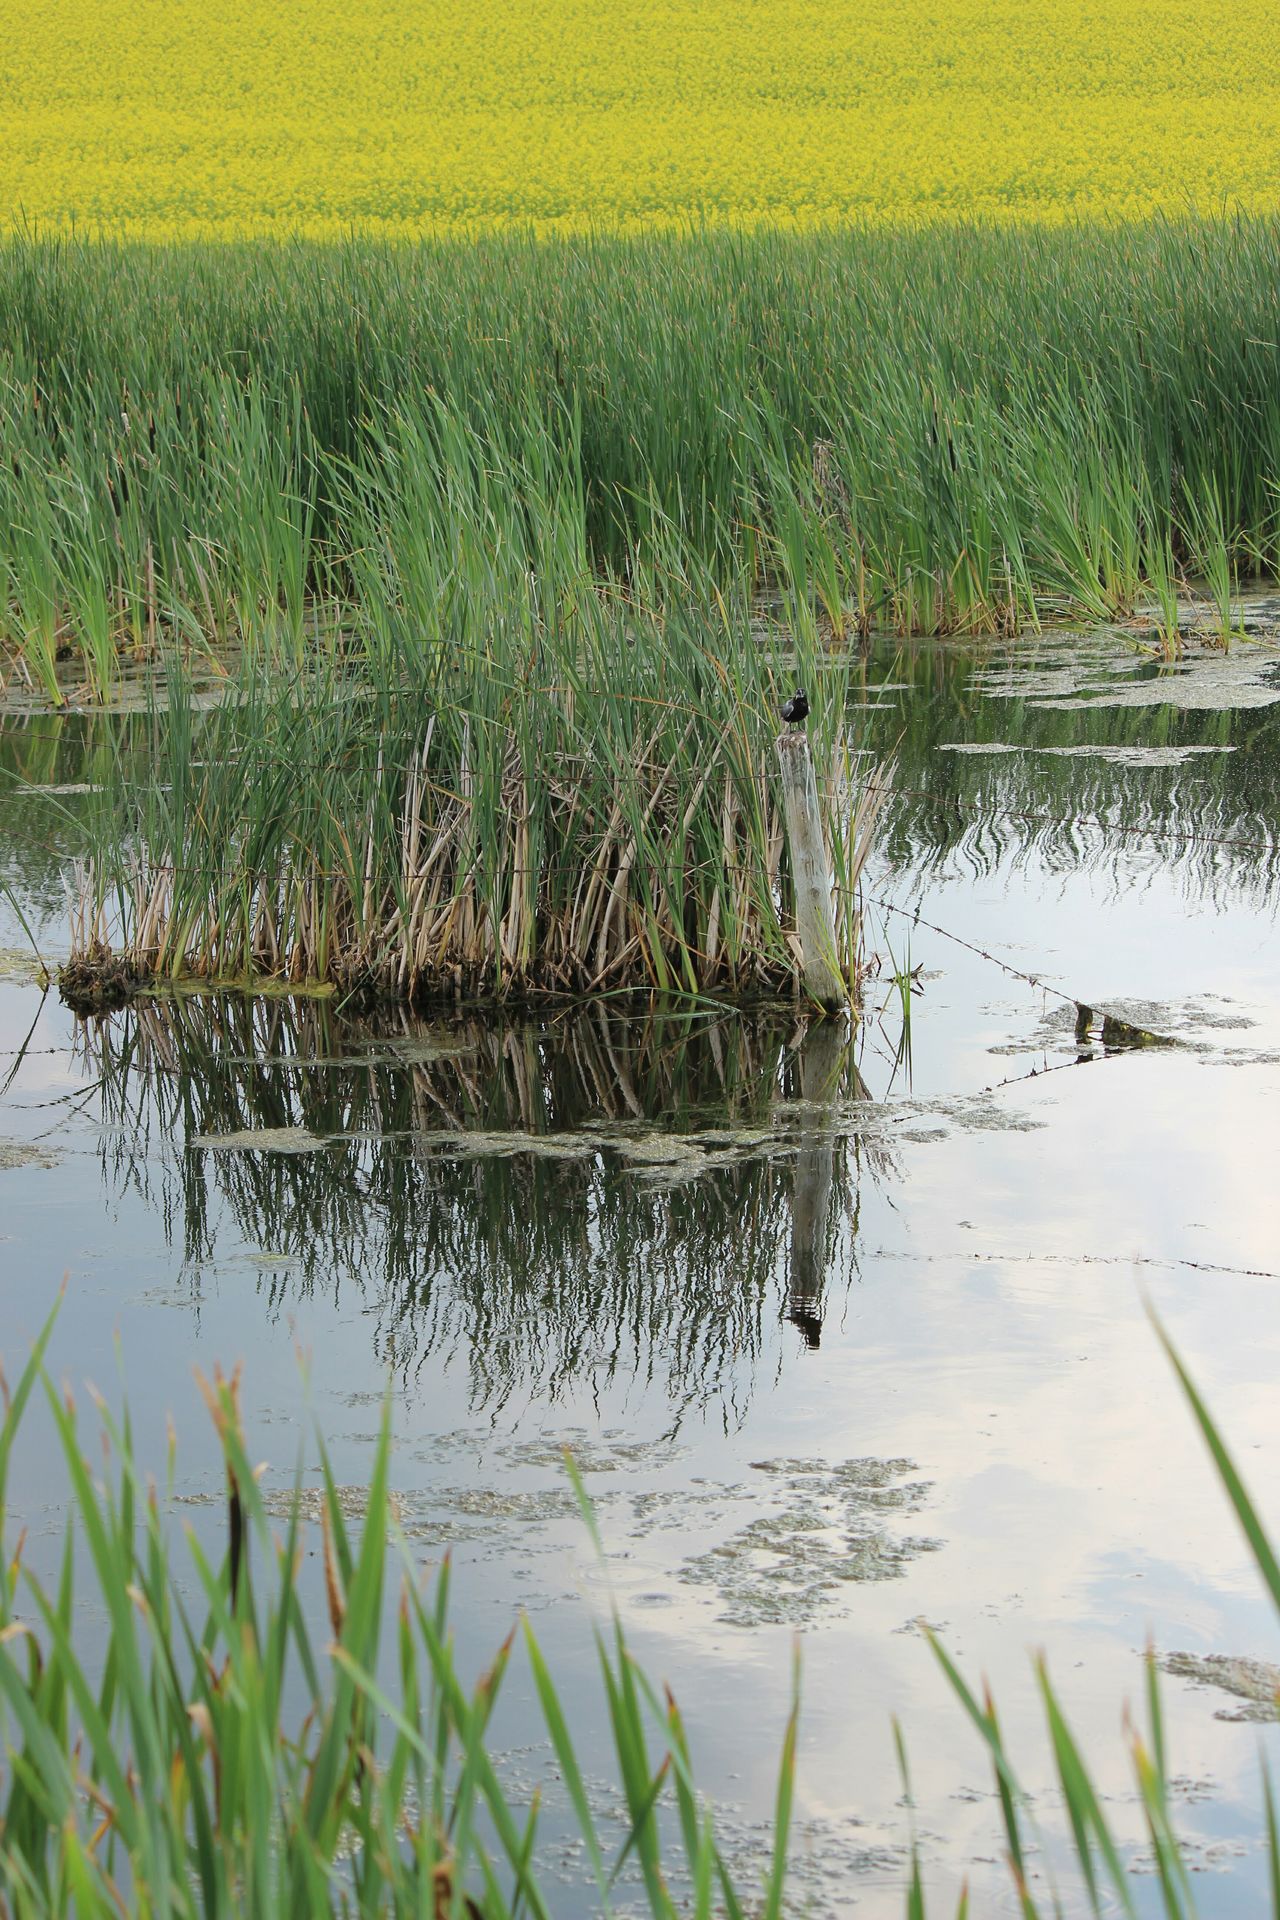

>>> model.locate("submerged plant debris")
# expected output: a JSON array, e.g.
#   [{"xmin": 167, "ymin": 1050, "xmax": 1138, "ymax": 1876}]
[
  {"xmin": 0, "ymin": 948, "xmax": 49, "ymax": 986},
  {"xmin": 990, "ymin": 995, "xmax": 1250, "ymax": 1061}
]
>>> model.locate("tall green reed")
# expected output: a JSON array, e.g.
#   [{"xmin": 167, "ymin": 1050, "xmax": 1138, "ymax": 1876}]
[
  {"xmin": 0, "ymin": 1300, "xmax": 796, "ymax": 1918},
  {"xmin": 911, "ymin": 1308, "xmax": 1280, "ymax": 1917},
  {"xmin": 7, "ymin": 220, "xmax": 1280, "ymax": 692}
]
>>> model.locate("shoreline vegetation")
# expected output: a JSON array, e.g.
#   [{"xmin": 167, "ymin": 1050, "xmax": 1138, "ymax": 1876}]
[
  {"xmin": 6, "ymin": 222, "xmax": 1280, "ymax": 688},
  {"xmin": 4, "ymin": 218, "xmax": 1278, "ymax": 1000},
  {"xmin": 2, "ymin": 1303, "xmax": 1278, "ymax": 1916}
]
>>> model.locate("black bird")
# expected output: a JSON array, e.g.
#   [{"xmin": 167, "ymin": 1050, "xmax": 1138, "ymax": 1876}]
[{"xmin": 780, "ymin": 687, "xmax": 810, "ymax": 727}]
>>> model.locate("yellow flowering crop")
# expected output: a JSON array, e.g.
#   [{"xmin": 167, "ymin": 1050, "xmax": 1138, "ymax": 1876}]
[{"xmin": 3, "ymin": 0, "xmax": 1280, "ymax": 237}]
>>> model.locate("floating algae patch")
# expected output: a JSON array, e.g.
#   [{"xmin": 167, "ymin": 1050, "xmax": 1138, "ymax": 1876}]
[
  {"xmin": 1129, "ymin": 1827, "xmax": 1250, "ymax": 1879},
  {"xmin": 939, "ymin": 742, "xmax": 1025, "ymax": 756},
  {"xmin": 0, "ymin": 948, "xmax": 49, "ymax": 986},
  {"xmin": 175, "ymin": 1483, "xmax": 406, "ymax": 1528},
  {"xmin": 159, "ymin": 975, "xmax": 337, "ymax": 1003},
  {"xmin": 423, "ymin": 1128, "xmax": 600, "ymax": 1164},
  {"xmin": 941, "ymin": 742, "xmax": 1235, "ymax": 767},
  {"xmin": 711, "ymin": 1811, "xmax": 905, "ymax": 1907},
  {"xmin": 990, "ymin": 1000, "xmax": 1114, "ymax": 1058},
  {"xmin": 173, "ymin": 1442, "xmax": 937, "ymax": 1616},
  {"xmin": 490, "ymin": 1429, "xmax": 685, "ymax": 1475},
  {"xmin": 986, "ymin": 996, "xmax": 1250, "ymax": 1061},
  {"xmin": 220, "ymin": 1053, "xmax": 353, "ymax": 1070},
  {"xmin": 436, "ymin": 1487, "xmax": 586, "ymax": 1524},
  {"xmin": 1174, "ymin": 593, "xmax": 1280, "ymax": 638},
  {"xmin": 1037, "ymin": 743, "xmax": 1235, "ymax": 765},
  {"xmin": 402, "ymin": 1425, "xmax": 683, "ymax": 1477},
  {"xmin": 195, "ymin": 1126, "xmax": 330, "ymax": 1153},
  {"xmin": 397, "ymin": 1483, "xmax": 629, "ymax": 1559},
  {"xmin": 975, "ymin": 638, "xmax": 1280, "ymax": 713},
  {"xmin": 418, "ymin": 1119, "xmax": 792, "ymax": 1185},
  {"xmin": 172, "ymin": 1475, "xmax": 567, "ymax": 1551},
  {"xmin": 0, "ymin": 1138, "xmax": 59, "ymax": 1171},
  {"xmin": 678, "ymin": 1456, "xmax": 940, "ymax": 1628},
  {"xmin": 1066, "ymin": 996, "xmax": 1253, "ymax": 1054},
  {"xmin": 7, "ymin": 781, "xmax": 104, "ymax": 797},
  {"xmin": 603, "ymin": 1126, "xmax": 775, "ymax": 1186},
  {"xmin": 418, "ymin": 1094, "xmax": 1042, "ymax": 1184},
  {"xmin": 358, "ymin": 1034, "xmax": 477, "ymax": 1066},
  {"xmin": 629, "ymin": 1482, "xmax": 750, "ymax": 1540},
  {"xmin": 892, "ymin": 1093, "xmax": 1047, "ymax": 1136},
  {"xmin": 1163, "ymin": 1652, "xmax": 1280, "ymax": 1722},
  {"xmin": 1091, "ymin": 996, "xmax": 1254, "ymax": 1036},
  {"xmin": 606, "ymin": 1133, "xmax": 715, "ymax": 1171}
]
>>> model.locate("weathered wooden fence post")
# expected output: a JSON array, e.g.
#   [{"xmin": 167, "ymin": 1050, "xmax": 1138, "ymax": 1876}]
[{"xmin": 776, "ymin": 727, "xmax": 847, "ymax": 1011}]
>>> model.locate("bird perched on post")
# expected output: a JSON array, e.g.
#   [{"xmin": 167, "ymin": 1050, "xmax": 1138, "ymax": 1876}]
[{"xmin": 780, "ymin": 687, "xmax": 810, "ymax": 727}]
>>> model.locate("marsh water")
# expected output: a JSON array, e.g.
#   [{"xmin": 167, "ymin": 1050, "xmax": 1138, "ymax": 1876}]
[{"xmin": 3, "ymin": 621, "xmax": 1280, "ymax": 1914}]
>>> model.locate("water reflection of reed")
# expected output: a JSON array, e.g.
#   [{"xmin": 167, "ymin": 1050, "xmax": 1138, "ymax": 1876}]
[
  {"xmin": 80, "ymin": 996, "xmax": 881, "ymax": 1418},
  {"xmin": 0, "ymin": 713, "xmax": 126, "ymax": 931},
  {"xmin": 866, "ymin": 653, "xmax": 1280, "ymax": 905}
]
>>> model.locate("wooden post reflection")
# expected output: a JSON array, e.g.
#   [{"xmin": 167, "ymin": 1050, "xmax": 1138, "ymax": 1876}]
[{"xmin": 787, "ymin": 1017, "xmax": 849, "ymax": 1347}]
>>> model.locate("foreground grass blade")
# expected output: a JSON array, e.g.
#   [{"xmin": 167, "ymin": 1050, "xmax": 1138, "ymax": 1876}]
[
  {"xmin": 522, "ymin": 1621, "xmax": 611, "ymax": 1905},
  {"xmin": 1151, "ymin": 1305, "xmax": 1280, "ymax": 1611}
]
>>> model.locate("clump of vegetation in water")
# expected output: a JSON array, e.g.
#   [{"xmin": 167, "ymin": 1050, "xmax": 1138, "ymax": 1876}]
[{"xmin": 61, "ymin": 458, "xmax": 888, "ymax": 1002}]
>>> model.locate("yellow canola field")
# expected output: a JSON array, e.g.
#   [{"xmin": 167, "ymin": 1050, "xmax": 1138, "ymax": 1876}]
[{"xmin": 4, "ymin": 0, "xmax": 1280, "ymax": 236}]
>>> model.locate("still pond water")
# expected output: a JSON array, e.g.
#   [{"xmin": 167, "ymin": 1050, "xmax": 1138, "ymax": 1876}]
[{"xmin": 2, "ymin": 625, "xmax": 1280, "ymax": 1914}]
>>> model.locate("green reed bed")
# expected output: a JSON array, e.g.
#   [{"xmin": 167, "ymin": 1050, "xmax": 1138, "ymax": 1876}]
[
  {"xmin": 5, "ymin": 218, "xmax": 1280, "ymax": 699},
  {"xmin": 63, "ymin": 403, "xmax": 886, "ymax": 1003},
  {"xmin": 3, "ymin": 1303, "xmax": 1280, "ymax": 1916}
]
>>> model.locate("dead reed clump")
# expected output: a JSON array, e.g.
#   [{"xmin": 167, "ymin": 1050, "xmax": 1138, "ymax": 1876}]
[{"xmin": 58, "ymin": 939, "xmax": 145, "ymax": 1013}]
